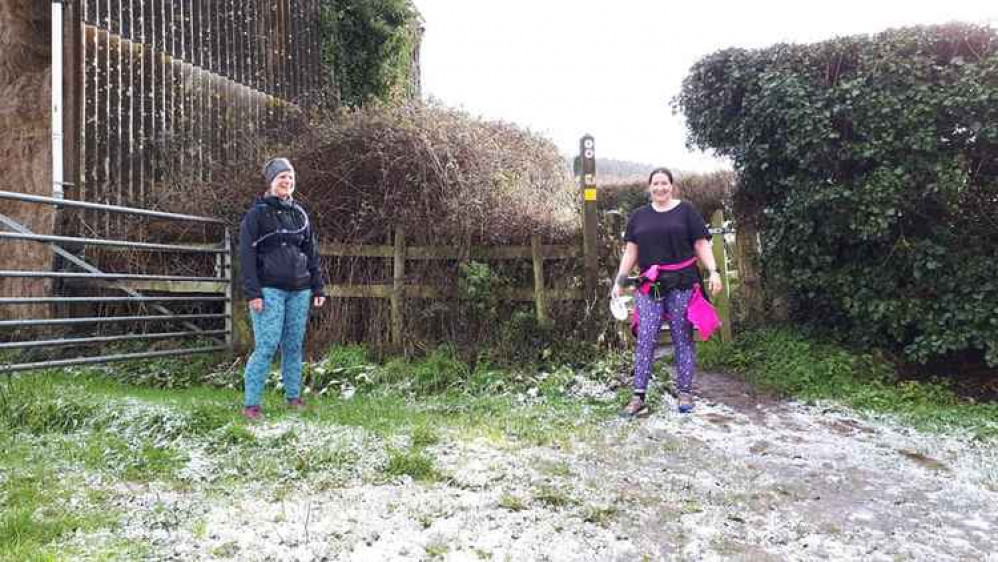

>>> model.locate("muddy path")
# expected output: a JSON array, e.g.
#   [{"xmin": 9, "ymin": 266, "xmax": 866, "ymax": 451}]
[
  {"xmin": 614, "ymin": 371, "xmax": 998, "ymax": 561},
  {"xmin": 70, "ymin": 371, "xmax": 998, "ymax": 561}
]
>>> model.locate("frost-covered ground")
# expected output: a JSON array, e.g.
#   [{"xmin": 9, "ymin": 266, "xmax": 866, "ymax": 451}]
[{"xmin": 59, "ymin": 372, "xmax": 998, "ymax": 561}]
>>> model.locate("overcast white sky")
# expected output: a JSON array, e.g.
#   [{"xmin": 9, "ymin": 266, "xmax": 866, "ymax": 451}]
[{"xmin": 413, "ymin": 0, "xmax": 998, "ymax": 173}]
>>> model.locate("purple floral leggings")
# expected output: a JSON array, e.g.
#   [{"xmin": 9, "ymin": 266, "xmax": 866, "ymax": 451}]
[{"xmin": 633, "ymin": 288, "xmax": 695, "ymax": 394}]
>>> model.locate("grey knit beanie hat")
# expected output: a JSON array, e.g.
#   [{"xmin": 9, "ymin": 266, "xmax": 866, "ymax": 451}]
[{"xmin": 263, "ymin": 157, "xmax": 294, "ymax": 186}]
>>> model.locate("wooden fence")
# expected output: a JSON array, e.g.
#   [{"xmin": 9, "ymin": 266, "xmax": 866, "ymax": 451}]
[
  {"xmin": 69, "ymin": 0, "xmax": 322, "ymax": 235},
  {"xmin": 320, "ymin": 232, "xmax": 585, "ymax": 346},
  {"xmin": 318, "ymin": 209, "xmax": 736, "ymax": 346},
  {"xmin": 105, "ymin": 210, "xmax": 736, "ymax": 347}
]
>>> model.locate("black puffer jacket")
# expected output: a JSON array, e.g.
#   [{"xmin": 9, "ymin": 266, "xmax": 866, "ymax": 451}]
[{"xmin": 239, "ymin": 196, "xmax": 325, "ymax": 300}]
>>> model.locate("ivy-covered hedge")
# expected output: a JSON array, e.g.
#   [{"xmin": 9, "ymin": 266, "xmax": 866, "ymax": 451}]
[
  {"xmin": 676, "ymin": 23, "xmax": 998, "ymax": 366},
  {"xmin": 319, "ymin": 0, "xmax": 421, "ymax": 106}
]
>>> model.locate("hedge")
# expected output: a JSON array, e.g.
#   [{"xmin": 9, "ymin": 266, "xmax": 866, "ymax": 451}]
[{"xmin": 676, "ymin": 23, "xmax": 998, "ymax": 366}]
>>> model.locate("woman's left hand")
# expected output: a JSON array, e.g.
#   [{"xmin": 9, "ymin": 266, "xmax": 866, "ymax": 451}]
[
  {"xmin": 708, "ymin": 271, "xmax": 723, "ymax": 296},
  {"xmin": 313, "ymin": 296, "xmax": 326, "ymax": 308}
]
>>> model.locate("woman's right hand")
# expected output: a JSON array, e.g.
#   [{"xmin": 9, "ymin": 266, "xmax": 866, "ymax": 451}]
[
  {"xmin": 611, "ymin": 283, "xmax": 623, "ymax": 298},
  {"xmin": 249, "ymin": 298, "xmax": 264, "ymax": 313}
]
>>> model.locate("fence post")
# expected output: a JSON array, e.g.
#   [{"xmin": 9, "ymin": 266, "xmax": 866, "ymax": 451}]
[
  {"xmin": 530, "ymin": 234, "xmax": 548, "ymax": 325},
  {"xmin": 391, "ymin": 227, "xmax": 405, "ymax": 347},
  {"xmin": 711, "ymin": 210, "xmax": 733, "ymax": 343}
]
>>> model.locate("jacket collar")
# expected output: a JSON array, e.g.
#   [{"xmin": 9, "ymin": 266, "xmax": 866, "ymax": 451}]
[{"xmin": 259, "ymin": 195, "xmax": 295, "ymax": 209}]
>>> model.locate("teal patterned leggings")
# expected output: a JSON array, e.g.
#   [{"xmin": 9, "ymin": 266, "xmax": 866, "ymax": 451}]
[{"xmin": 243, "ymin": 288, "xmax": 312, "ymax": 407}]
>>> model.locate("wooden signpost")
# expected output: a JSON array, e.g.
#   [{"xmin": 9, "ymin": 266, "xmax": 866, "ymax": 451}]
[{"xmin": 579, "ymin": 134, "xmax": 598, "ymax": 300}]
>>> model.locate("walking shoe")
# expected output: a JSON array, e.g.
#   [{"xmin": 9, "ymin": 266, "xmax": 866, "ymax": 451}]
[
  {"xmin": 619, "ymin": 395, "xmax": 650, "ymax": 418},
  {"xmin": 678, "ymin": 392, "xmax": 695, "ymax": 414},
  {"xmin": 287, "ymin": 397, "xmax": 306, "ymax": 411},
  {"xmin": 242, "ymin": 405, "xmax": 263, "ymax": 420}
]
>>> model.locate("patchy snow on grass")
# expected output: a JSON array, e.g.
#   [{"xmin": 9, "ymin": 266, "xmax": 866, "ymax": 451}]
[{"xmin": 47, "ymin": 373, "xmax": 998, "ymax": 561}]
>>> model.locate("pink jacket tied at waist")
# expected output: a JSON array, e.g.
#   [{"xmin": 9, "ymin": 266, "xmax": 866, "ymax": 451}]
[
  {"xmin": 630, "ymin": 260, "xmax": 722, "ymax": 342},
  {"xmin": 637, "ymin": 257, "xmax": 698, "ymax": 295}
]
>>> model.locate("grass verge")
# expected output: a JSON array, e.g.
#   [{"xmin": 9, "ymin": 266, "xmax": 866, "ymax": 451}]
[
  {"xmin": 0, "ymin": 353, "xmax": 619, "ymax": 559},
  {"xmin": 0, "ymin": 435, "xmax": 122, "ymax": 561},
  {"xmin": 698, "ymin": 328, "xmax": 998, "ymax": 438}
]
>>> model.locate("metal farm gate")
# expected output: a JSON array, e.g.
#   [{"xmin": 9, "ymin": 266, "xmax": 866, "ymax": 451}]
[
  {"xmin": 0, "ymin": 190, "xmax": 231, "ymax": 373},
  {"xmin": 0, "ymin": 1, "xmax": 322, "ymax": 373}
]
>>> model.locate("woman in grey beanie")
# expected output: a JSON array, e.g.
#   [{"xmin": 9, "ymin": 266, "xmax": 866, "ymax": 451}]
[{"xmin": 238, "ymin": 157, "xmax": 326, "ymax": 419}]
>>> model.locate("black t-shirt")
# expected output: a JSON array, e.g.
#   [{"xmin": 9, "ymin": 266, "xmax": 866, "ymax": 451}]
[{"xmin": 624, "ymin": 201, "xmax": 711, "ymax": 273}]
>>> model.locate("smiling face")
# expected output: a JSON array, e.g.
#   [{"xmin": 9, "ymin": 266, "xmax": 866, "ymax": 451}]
[
  {"xmin": 648, "ymin": 171, "xmax": 674, "ymax": 205},
  {"xmin": 269, "ymin": 170, "xmax": 295, "ymax": 199}
]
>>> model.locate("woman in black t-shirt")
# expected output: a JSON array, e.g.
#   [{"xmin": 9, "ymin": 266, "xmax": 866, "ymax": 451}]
[{"xmin": 611, "ymin": 167, "xmax": 722, "ymax": 416}]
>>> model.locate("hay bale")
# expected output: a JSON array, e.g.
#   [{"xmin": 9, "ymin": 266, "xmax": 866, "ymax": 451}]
[{"xmin": 0, "ymin": 0, "xmax": 53, "ymax": 322}]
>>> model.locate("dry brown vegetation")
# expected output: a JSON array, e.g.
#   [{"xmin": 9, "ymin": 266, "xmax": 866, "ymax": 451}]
[
  {"xmin": 85, "ymin": 104, "xmax": 734, "ymax": 361},
  {"xmin": 163, "ymin": 103, "xmax": 588, "ymax": 360},
  {"xmin": 200, "ymin": 103, "xmax": 580, "ymax": 246}
]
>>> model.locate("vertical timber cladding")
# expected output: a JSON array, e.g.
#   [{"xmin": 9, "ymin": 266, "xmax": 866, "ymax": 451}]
[{"xmin": 75, "ymin": 0, "xmax": 322, "ymax": 236}]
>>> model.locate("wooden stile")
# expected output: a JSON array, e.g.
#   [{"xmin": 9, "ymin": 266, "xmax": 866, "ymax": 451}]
[{"xmin": 710, "ymin": 210, "xmax": 733, "ymax": 343}]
